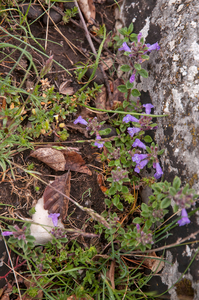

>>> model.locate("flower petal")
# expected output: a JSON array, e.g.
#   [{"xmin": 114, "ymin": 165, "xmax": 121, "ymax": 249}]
[
  {"xmin": 132, "ymin": 138, "xmax": 146, "ymax": 150},
  {"xmin": 74, "ymin": 116, "xmax": 88, "ymax": 125},
  {"xmin": 177, "ymin": 208, "xmax": 190, "ymax": 226},
  {"xmin": 123, "ymin": 115, "xmax": 139, "ymax": 123},
  {"xmin": 143, "ymin": 103, "xmax": 154, "ymax": 114},
  {"xmin": 48, "ymin": 213, "xmax": 60, "ymax": 227},
  {"xmin": 118, "ymin": 42, "xmax": 131, "ymax": 52}
]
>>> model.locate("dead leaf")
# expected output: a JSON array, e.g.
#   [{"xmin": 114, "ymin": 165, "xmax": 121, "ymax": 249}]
[
  {"xmin": 30, "ymin": 148, "xmax": 92, "ymax": 175},
  {"xmin": 97, "ymin": 173, "xmax": 107, "ymax": 193},
  {"xmin": 101, "ymin": 58, "xmax": 114, "ymax": 71},
  {"xmin": 140, "ymin": 252, "xmax": 165, "ymax": 274},
  {"xmin": 106, "ymin": 260, "xmax": 115, "ymax": 289},
  {"xmin": 62, "ymin": 150, "xmax": 92, "ymax": 175},
  {"xmin": 59, "ymin": 80, "xmax": 74, "ymax": 95},
  {"xmin": 44, "ymin": 172, "xmax": 71, "ymax": 220},
  {"xmin": 95, "ymin": 86, "xmax": 107, "ymax": 110},
  {"xmin": 30, "ymin": 148, "xmax": 66, "ymax": 171},
  {"xmin": 79, "ymin": 0, "xmax": 95, "ymax": 24}
]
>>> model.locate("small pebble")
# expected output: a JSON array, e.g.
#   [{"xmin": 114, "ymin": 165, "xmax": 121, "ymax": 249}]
[
  {"xmin": 19, "ymin": 3, "xmax": 43, "ymax": 20},
  {"xmin": 42, "ymin": 8, "xmax": 62, "ymax": 25}
]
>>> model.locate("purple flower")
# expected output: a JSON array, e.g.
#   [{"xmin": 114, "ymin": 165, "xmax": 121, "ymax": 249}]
[
  {"xmin": 48, "ymin": 213, "xmax": 60, "ymax": 227},
  {"xmin": 123, "ymin": 114, "xmax": 139, "ymax": 123},
  {"xmin": 132, "ymin": 138, "xmax": 146, "ymax": 150},
  {"xmin": 94, "ymin": 135, "xmax": 104, "ymax": 148},
  {"xmin": 136, "ymin": 224, "xmax": 140, "ymax": 231},
  {"xmin": 2, "ymin": 231, "xmax": 13, "ymax": 236},
  {"xmin": 154, "ymin": 162, "xmax": 163, "ymax": 179},
  {"xmin": 146, "ymin": 42, "xmax": 160, "ymax": 52},
  {"xmin": 118, "ymin": 42, "xmax": 131, "ymax": 52},
  {"xmin": 137, "ymin": 32, "xmax": 142, "ymax": 43},
  {"xmin": 132, "ymin": 153, "xmax": 148, "ymax": 164},
  {"xmin": 127, "ymin": 127, "xmax": 141, "ymax": 137},
  {"xmin": 130, "ymin": 73, "xmax": 136, "ymax": 83},
  {"xmin": 74, "ymin": 116, "xmax": 88, "ymax": 125},
  {"xmin": 177, "ymin": 208, "xmax": 190, "ymax": 226},
  {"xmin": 143, "ymin": 103, "xmax": 154, "ymax": 114},
  {"xmin": 134, "ymin": 159, "xmax": 148, "ymax": 173}
]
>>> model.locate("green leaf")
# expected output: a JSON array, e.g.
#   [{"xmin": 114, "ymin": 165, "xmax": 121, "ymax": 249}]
[
  {"xmin": 145, "ymin": 219, "xmax": 152, "ymax": 230},
  {"xmin": 138, "ymin": 69, "xmax": 148, "ymax": 78},
  {"xmin": 143, "ymin": 135, "xmax": 153, "ymax": 143},
  {"xmin": 157, "ymin": 149, "xmax": 165, "ymax": 155},
  {"xmin": 121, "ymin": 186, "xmax": 129, "ymax": 193},
  {"xmin": 160, "ymin": 197, "xmax": 171, "ymax": 209},
  {"xmin": 120, "ymin": 64, "xmax": 131, "ymax": 72},
  {"xmin": 117, "ymin": 202, "xmax": 123, "ymax": 211},
  {"xmin": 98, "ymin": 128, "xmax": 111, "ymax": 136},
  {"xmin": 133, "ymin": 217, "xmax": 142, "ymax": 224},
  {"xmin": 130, "ymin": 33, "xmax": 137, "ymax": 42},
  {"xmin": 108, "ymin": 184, "xmax": 117, "ymax": 195},
  {"xmin": 108, "ymin": 160, "xmax": 115, "ymax": 167},
  {"xmin": 169, "ymin": 187, "xmax": 177, "ymax": 197},
  {"xmin": 113, "ymin": 195, "xmax": 120, "ymax": 206},
  {"xmin": 134, "ymin": 63, "xmax": 141, "ymax": 70},
  {"xmin": 141, "ymin": 203, "xmax": 149, "ymax": 212},
  {"xmin": 118, "ymin": 85, "xmax": 127, "ymax": 93},
  {"xmin": 141, "ymin": 55, "xmax": 149, "ymax": 60},
  {"xmin": 126, "ymin": 81, "xmax": 134, "ymax": 89},
  {"xmin": 173, "ymin": 204, "xmax": 179, "ymax": 213},
  {"xmin": 128, "ymin": 23, "xmax": 134, "ymax": 33},
  {"xmin": 173, "ymin": 176, "xmax": 181, "ymax": 190},
  {"xmin": 123, "ymin": 100, "xmax": 129, "ymax": 108},
  {"xmin": 131, "ymin": 89, "xmax": 141, "ymax": 97}
]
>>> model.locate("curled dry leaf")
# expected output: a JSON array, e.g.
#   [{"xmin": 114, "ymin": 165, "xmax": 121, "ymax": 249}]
[
  {"xmin": 44, "ymin": 171, "xmax": 71, "ymax": 220},
  {"xmin": 30, "ymin": 148, "xmax": 66, "ymax": 171},
  {"xmin": 106, "ymin": 260, "xmax": 115, "ymax": 289},
  {"xmin": 140, "ymin": 252, "xmax": 165, "ymax": 274},
  {"xmin": 59, "ymin": 80, "xmax": 74, "ymax": 95},
  {"xmin": 97, "ymin": 173, "xmax": 107, "ymax": 193},
  {"xmin": 79, "ymin": 0, "xmax": 95, "ymax": 24},
  {"xmin": 62, "ymin": 150, "xmax": 92, "ymax": 175},
  {"xmin": 30, "ymin": 148, "xmax": 92, "ymax": 175}
]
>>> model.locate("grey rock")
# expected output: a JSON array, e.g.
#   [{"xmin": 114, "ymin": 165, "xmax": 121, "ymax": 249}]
[{"xmin": 117, "ymin": 0, "xmax": 199, "ymax": 299}]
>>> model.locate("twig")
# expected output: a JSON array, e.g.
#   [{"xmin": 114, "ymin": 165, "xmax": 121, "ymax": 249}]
[{"xmin": 74, "ymin": 0, "xmax": 113, "ymax": 106}]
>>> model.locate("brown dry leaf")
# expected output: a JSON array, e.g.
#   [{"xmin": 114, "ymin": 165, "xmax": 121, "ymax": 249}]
[
  {"xmin": 142, "ymin": 252, "xmax": 164, "ymax": 273},
  {"xmin": 59, "ymin": 80, "xmax": 74, "ymax": 95},
  {"xmin": 44, "ymin": 171, "xmax": 71, "ymax": 220},
  {"xmin": 101, "ymin": 58, "xmax": 114, "ymax": 71},
  {"xmin": 79, "ymin": 0, "xmax": 95, "ymax": 24},
  {"xmin": 106, "ymin": 260, "xmax": 115, "ymax": 289},
  {"xmin": 62, "ymin": 150, "xmax": 92, "ymax": 175},
  {"xmin": 30, "ymin": 148, "xmax": 66, "ymax": 171},
  {"xmin": 95, "ymin": 86, "xmax": 107, "ymax": 110},
  {"xmin": 97, "ymin": 173, "xmax": 107, "ymax": 193}
]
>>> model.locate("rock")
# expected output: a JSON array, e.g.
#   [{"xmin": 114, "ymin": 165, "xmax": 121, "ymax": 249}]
[
  {"xmin": 42, "ymin": 8, "xmax": 62, "ymax": 25},
  {"xmin": 117, "ymin": 0, "xmax": 199, "ymax": 299},
  {"xmin": 19, "ymin": 3, "xmax": 43, "ymax": 20}
]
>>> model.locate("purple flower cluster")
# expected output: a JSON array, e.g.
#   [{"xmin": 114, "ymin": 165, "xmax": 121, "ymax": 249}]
[
  {"xmin": 118, "ymin": 32, "xmax": 160, "ymax": 83},
  {"xmin": 74, "ymin": 116, "xmax": 105, "ymax": 149},
  {"xmin": 123, "ymin": 103, "xmax": 156, "ymax": 132},
  {"xmin": 136, "ymin": 224, "xmax": 153, "ymax": 246},
  {"xmin": 123, "ymin": 104, "xmax": 163, "ymax": 179},
  {"xmin": 111, "ymin": 167, "xmax": 129, "ymax": 183}
]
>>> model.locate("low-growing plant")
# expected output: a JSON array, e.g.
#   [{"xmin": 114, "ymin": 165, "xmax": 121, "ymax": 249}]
[{"xmin": 0, "ymin": 7, "xmax": 199, "ymax": 299}]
